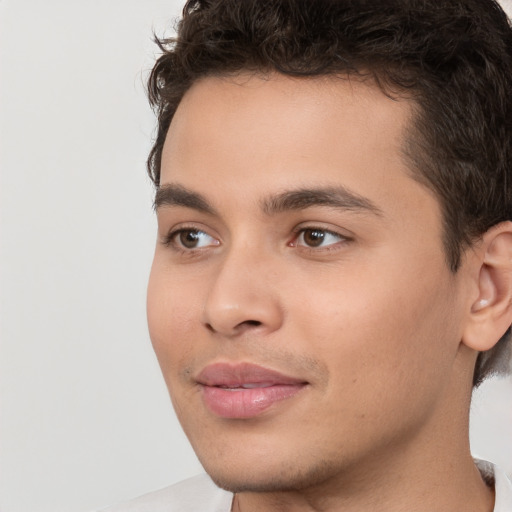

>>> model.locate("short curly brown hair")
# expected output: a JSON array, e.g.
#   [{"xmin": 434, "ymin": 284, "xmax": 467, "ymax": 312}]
[{"xmin": 147, "ymin": 0, "xmax": 512, "ymax": 386}]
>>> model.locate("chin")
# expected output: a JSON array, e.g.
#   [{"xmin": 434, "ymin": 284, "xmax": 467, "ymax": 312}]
[{"xmin": 200, "ymin": 455, "xmax": 341, "ymax": 494}]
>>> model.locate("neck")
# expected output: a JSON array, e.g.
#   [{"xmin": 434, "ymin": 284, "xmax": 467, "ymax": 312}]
[{"xmin": 234, "ymin": 447, "xmax": 494, "ymax": 512}]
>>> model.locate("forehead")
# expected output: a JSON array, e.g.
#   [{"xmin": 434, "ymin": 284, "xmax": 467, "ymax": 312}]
[
  {"xmin": 164, "ymin": 73, "xmax": 412, "ymax": 149},
  {"xmin": 159, "ymin": 73, "xmax": 427, "ymax": 219}
]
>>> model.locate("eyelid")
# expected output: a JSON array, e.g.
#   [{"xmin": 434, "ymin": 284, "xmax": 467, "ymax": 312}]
[
  {"xmin": 159, "ymin": 221, "xmax": 352, "ymax": 254},
  {"xmin": 289, "ymin": 224, "xmax": 353, "ymax": 250},
  {"xmin": 161, "ymin": 223, "xmax": 221, "ymax": 251}
]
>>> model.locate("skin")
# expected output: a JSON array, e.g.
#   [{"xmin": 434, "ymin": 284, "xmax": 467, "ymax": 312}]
[{"xmin": 147, "ymin": 73, "xmax": 511, "ymax": 511}]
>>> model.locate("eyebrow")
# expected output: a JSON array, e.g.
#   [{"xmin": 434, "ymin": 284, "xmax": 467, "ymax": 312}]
[
  {"xmin": 261, "ymin": 186, "xmax": 383, "ymax": 216},
  {"xmin": 154, "ymin": 184, "xmax": 217, "ymax": 214},
  {"xmin": 154, "ymin": 183, "xmax": 382, "ymax": 217}
]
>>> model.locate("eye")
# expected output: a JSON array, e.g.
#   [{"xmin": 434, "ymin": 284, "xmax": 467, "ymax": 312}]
[
  {"xmin": 295, "ymin": 228, "xmax": 346, "ymax": 248},
  {"xmin": 167, "ymin": 228, "xmax": 219, "ymax": 250}
]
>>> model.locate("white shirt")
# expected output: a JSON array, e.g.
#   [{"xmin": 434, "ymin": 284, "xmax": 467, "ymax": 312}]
[
  {"xmin": 100, "ymin": 461, "xmax": 512, "ymax": 512},
  {"xmin": 99, "ymin": 474, "xmax": 231, "ymax": 512}
]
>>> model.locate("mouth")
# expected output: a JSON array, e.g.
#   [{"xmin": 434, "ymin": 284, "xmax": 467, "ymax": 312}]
[{"xmin": 196, "ymin": 362, "xmax": 309, "ymax": 419}]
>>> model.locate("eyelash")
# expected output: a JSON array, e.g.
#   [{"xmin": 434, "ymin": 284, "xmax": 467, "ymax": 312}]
[
  {"xmin": 162, "ymin": 226, "xmax": 351, "ymax": 254},
  {"xmin": 163, "ymin": 226, "xmax": 217, "ymax": 254},
  {"xmin": 290, "ymin": 226, "xmax": 350, "ymax": 251}
]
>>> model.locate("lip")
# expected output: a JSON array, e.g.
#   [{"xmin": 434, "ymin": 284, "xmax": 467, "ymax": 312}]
[{"xmin": 196, "ymin": 362, "xmax": 308, "ymax": 419}]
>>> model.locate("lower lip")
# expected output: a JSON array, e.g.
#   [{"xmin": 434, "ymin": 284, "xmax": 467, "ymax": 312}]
[{"xmin": 201, "ymin": 384, "xmax": 306, "ymax": 419}]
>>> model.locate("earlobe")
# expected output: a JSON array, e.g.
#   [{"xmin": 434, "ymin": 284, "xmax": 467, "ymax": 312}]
[{"xmin": 462, "ymin": 221, "xmax": 512, "ymax": 352}]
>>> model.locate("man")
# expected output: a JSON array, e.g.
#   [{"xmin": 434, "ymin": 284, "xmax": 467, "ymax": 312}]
[{"xmin": 105, "ymin": 0, "xmax": 512, "ymax": 510}]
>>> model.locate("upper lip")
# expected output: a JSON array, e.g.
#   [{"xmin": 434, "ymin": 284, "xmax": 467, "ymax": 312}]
[{"xmin": 196, "ymin": 362, "xmax": 307, "ymax": 388}]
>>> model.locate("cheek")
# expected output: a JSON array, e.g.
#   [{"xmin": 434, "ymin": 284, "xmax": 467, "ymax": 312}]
[
  {"xmin": 290, "ymin": 258, "xmax": 459, "ymax": 402},
  {"xmin": 147, "ymin": 260, "xmax": 199, "ymax": 375}
]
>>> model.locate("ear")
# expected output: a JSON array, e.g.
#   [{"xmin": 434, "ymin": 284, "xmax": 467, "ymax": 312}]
[{"xmin": 462, "ymin": 221, "xmax": 512, "ymax": 351}]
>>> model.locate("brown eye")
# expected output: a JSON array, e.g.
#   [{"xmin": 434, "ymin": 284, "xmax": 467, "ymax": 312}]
[
  {"xmin": 302, "ymin": 229, "xmax": 326, "ymax": 247},
  {"xmin": 170, "ymin": 229, "xmax": 218, "ymax": 250},
  {"xmin": 296, "ymin": 228, "xmax": 345, "ymax": 249},
  {"xmin": 179, "ymin": 230, "xmax": 202, "ymax": 248}
]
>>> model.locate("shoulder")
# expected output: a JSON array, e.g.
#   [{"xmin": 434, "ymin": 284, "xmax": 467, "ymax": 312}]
[
  {"xmin": 493, "ymin": 464, "xmax": 512, "ymax": 512},
  {"xmin": 475, "ymin": 459, "xmax": 512, "ymax": 512},
  {"xmin": 99, "ymin": 474, "xmax": 233, "ymax": 512}
]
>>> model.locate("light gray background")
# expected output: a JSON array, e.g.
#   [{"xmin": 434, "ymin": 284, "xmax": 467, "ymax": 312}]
[{"xmin": 1, "ymin": 2, "xmax": 511, "ymax": 511}]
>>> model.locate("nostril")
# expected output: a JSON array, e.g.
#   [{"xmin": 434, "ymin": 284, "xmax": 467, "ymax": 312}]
[
  {"xmin": 241, "ymin": 320, "xmax": 262, "ymax": 328},
  {"xmin": 204, "ymin": 319, "xmax": 262, "ymax": 334}
]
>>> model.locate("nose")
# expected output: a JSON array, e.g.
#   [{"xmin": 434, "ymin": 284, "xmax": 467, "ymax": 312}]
[{"xmin": 202, "ymin": 247, "xmax": 283, "ymax": 338}]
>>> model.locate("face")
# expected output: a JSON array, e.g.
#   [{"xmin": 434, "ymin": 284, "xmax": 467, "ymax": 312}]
[{"xmin": 147, "ymin": 74, "xmax": 471, "ymax": 492}]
